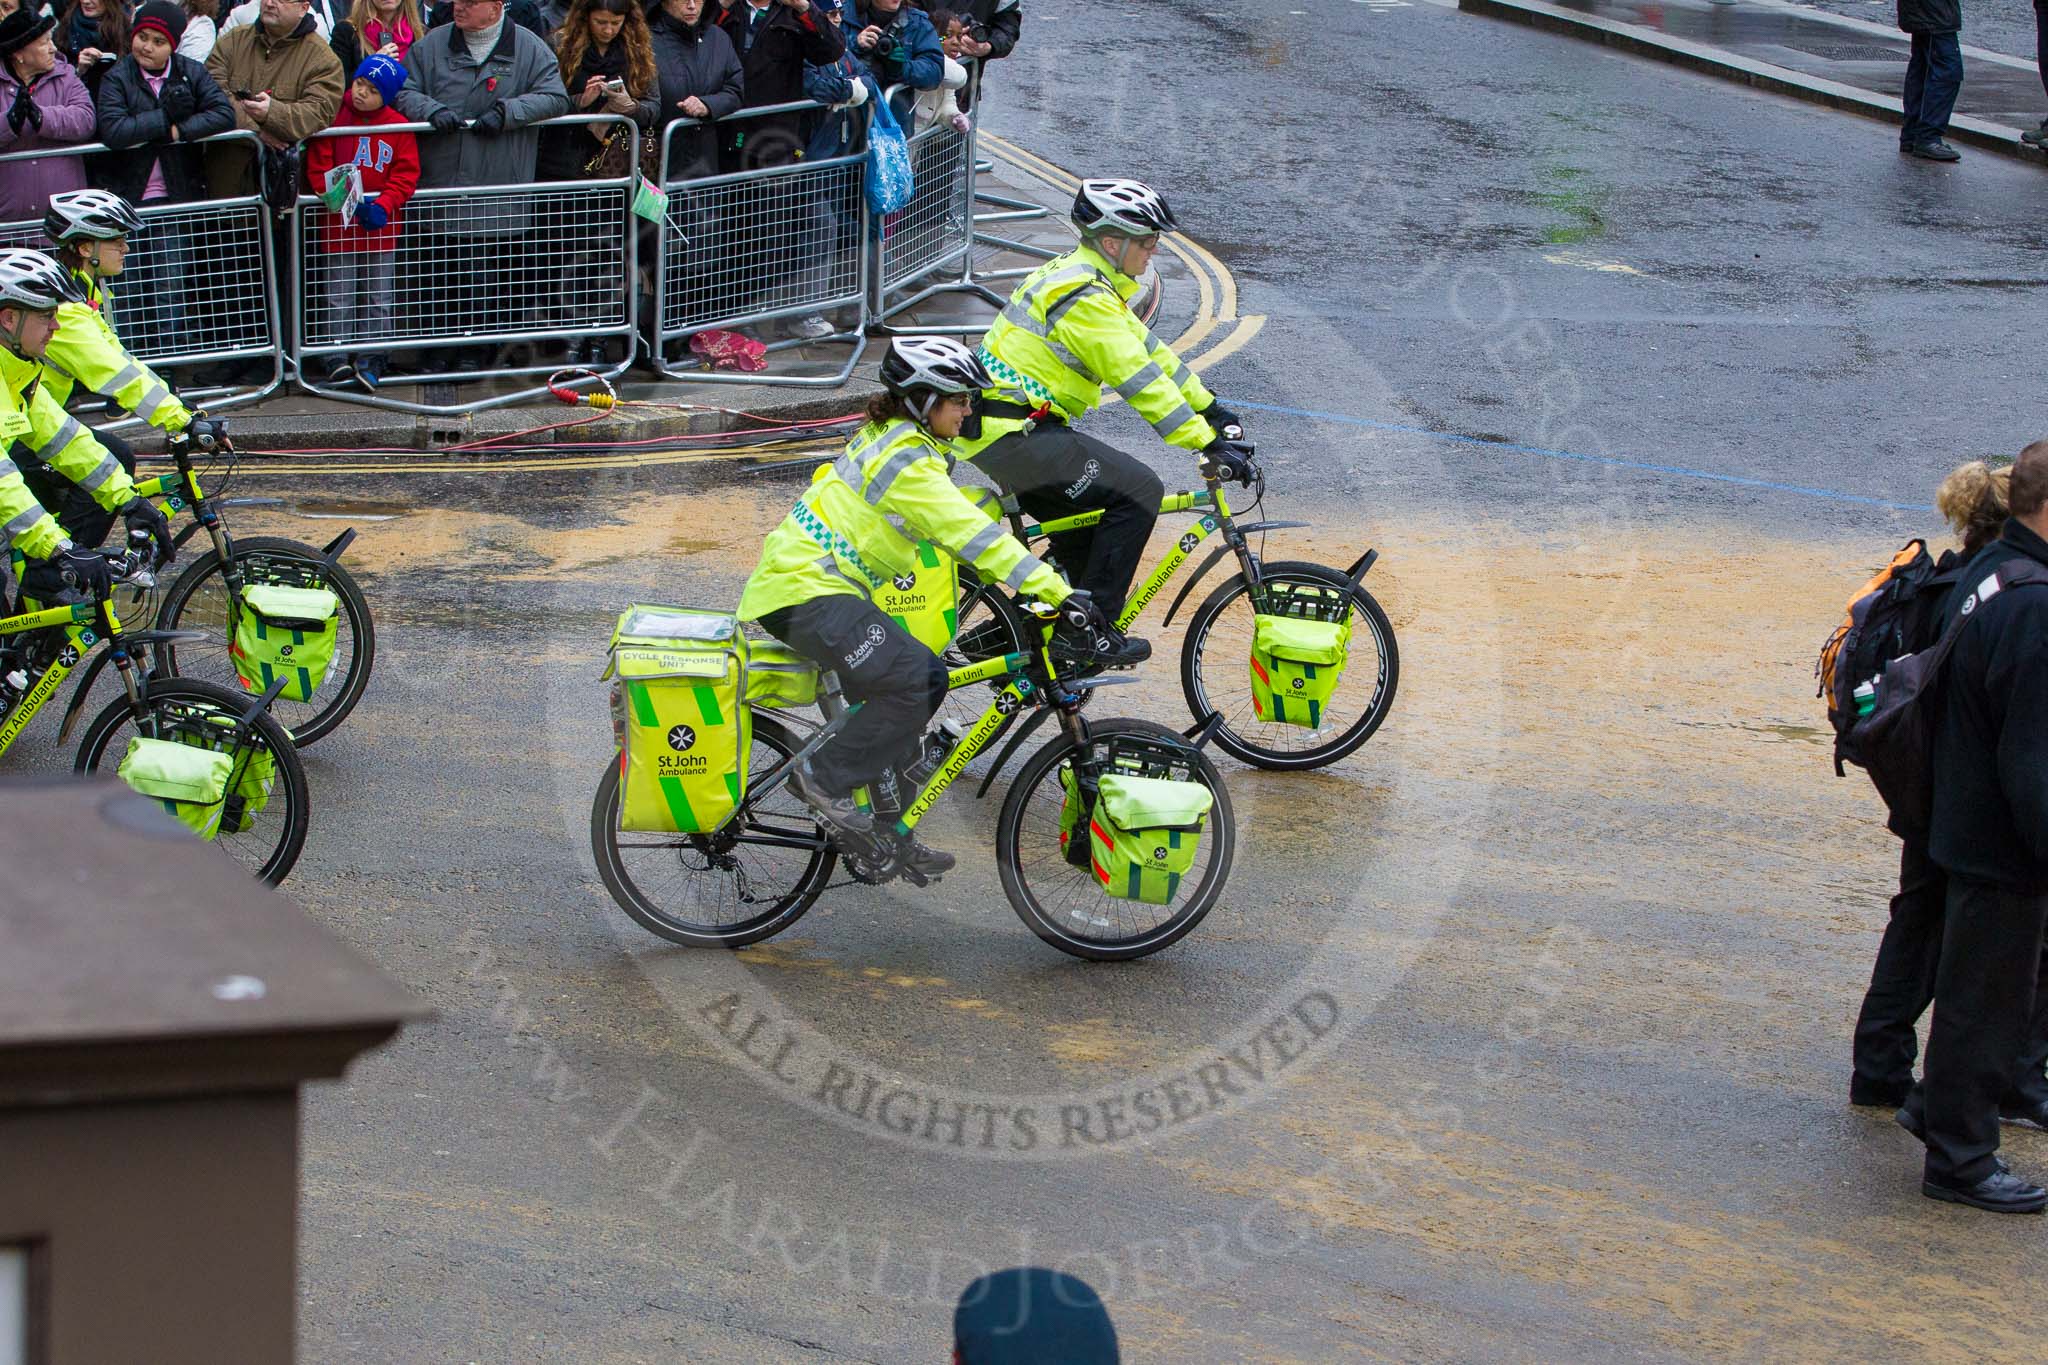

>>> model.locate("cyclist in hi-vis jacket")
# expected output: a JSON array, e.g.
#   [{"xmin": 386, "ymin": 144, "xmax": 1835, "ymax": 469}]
[
  {"xmin": 0, "ymin": 252, "xmax": 138, "ymax": 614},
  {"xmin": 737, "ymin": 337, "xmax": 1118, "ymax": 878},
  {"xmin": 960, "ymin": 177, "xmax": 1257, "ymax": 637},
  {"xmin": 36, "ymin": 190, "xmax": 191, "ymax": 551}
]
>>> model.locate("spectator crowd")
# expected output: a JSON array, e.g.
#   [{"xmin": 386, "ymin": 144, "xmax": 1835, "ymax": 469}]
[{"xmin": 0, "ymin": 0, "xmax": 1018, "ymax": 386}]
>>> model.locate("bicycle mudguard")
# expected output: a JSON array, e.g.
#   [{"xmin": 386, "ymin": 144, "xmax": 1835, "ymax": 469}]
[
  {"xmin": 1229, "ymin": 521, "xmax": 1312, "ymax": 535},
  {"xmin": 1161, "ymin": 546, "xmax": 1253, "ymax": 628},
  {"xmin": 1347, "ymin": 548, "xmax": 1379, "ymax": 582},
  {"xmin": 320, "ymin": 528, "xmax": 358, "ymax": 565},
  {"xmin": 1182, "ymin": 710, "xmax": 1227, "ymax": 751}
]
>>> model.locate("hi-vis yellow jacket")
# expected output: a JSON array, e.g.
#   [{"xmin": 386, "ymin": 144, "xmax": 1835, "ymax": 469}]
[
  {"xmin": 738, "ymin": 418, "xmax": 1072, "ymax": 624},
  {"xmin": 40, "ymin": 270, "xmax": 193, "ymax": 433},
  {"xmin": 961, "ymin": 242, "xmax": 1218, "ymax": 458},
  {"xmin": 0, "ymin": 345, "xmax": 135, "ymax": 561}
]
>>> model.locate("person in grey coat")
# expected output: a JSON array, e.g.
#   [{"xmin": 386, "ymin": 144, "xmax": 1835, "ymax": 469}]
[{"xmin": 394, "ymin": 0, "xmax": 567, "ymax": 373}]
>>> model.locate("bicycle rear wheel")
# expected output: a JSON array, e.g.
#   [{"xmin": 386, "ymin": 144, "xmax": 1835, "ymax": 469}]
[
  {"xmin": 1180, "ymin": 561, "xmax": 1399, "ymax": 771},
  {"xmin": 153, "ymin": 535, "xmax": 376, "ymax": 748},
  {"xmin": 75, "ymin": 676, "xmax": 310, "ymax": 885},
  {"xmin": 995, "ymin": 718, "xmax": 1235, "ymax": 962},
  {"xmin": 592, "ymin": 711, "xmax": 836, "ymax": 947}
]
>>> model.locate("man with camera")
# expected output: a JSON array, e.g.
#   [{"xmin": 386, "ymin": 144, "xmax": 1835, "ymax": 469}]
[{"xmin": 849, "ymin": 0, "xmax": 939, "ymax": 120}]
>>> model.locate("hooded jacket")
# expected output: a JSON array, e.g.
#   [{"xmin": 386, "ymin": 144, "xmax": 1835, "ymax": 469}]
[
  {"xmin": 204, "ymin": 13, "xmax": 347, "ymax": 195},
  {"xmin": 94, "ymin": 52, "xmax": 239, "ymax": 203},
  {"xmin": 0, "ymin": 54, "xmax": 96, "ymax": 221},
  {"xmin": 301, "ymin": 96, "xmax": 421, "ymax": 249},
  {"xmin": 0, "ymin": 345, "xmax": 136, "ymax": 563},
  {"xmin": 39, "ymin": 266, "xmax": 194, "ymax": 432}
]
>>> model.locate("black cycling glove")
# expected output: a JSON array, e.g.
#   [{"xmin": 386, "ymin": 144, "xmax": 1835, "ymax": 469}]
[
  {"xmin": 1203, "ymin": 402, "xmax": 1245, "ymax": 441},
  {"xmin": 51, "ymin": 544, "xmax": 113, "ymax": 599},
  {"xmin": 1201, "ymin": 437, "xmax": 1258, "ymax": 487},
  {"xmin": 121, "ymin": 496, "xmax": 175, "ymax": 569},
  {"xmin": 429, "ymin": 107, "xmax": 464, "ymax": 133}
]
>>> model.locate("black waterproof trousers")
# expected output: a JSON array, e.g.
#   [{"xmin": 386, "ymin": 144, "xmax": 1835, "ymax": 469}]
[
  {"xmin": 1922, "ymin": 875, "xmax": 2048, "ymax": 1184},
  {"xmin": 759, "ymin": 594, "xmax": 946, "ymax": 797},
  {"xmin": 971, "ymin": 423, "xmax": 1164, "ymax": 620}
]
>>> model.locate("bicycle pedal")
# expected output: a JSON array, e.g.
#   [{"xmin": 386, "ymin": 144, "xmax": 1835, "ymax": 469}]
[{"xmin": 899, "ymin": 865, "xmax": 932, "ymax": 888}]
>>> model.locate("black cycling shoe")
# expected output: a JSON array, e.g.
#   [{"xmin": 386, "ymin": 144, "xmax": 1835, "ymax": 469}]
[
  {"xmin": 894, "ymin": 835, "xmax": 956, "ymax": 881},
  {"xmin": 1053, "ymin": 621, "xmax": 1152, "ymax": 675},
  {"xmin": 790, "ymin": 760, "xmax": 874, "ymax": 842}
]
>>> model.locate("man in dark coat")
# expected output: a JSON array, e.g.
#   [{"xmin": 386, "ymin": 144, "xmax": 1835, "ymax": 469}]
[
  {"xmin": 711, "ymin": 0, "xmax": 838, "ymax": 170},
  {"xmin": 1897, "ymin": 0, "xmax": 1964, "ymax": 161},
  {"xmin": 1916, "ymin": 438, "xmax": 2048, "ymax": 1213},
  {"xmin": 2025, "ymin": 0, "xmax": 2047, "ymax": 145}
]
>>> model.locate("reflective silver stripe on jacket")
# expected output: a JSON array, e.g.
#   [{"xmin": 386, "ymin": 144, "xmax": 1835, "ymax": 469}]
[
  {"xmin": 1002, "ymin": 554, "xmax": 1048, "ymax": 592},
  {"xmin": 1113, "ymin": 361, "xmax": 1165, "ymax": 402},
  {"xmin": 957, "ymin": 519, "xmax": 1007, "ymax": 563},
  {"xmin": 96, "ymin": 361, "xmax": 144, "ymax": 400},
  {"xmin": 1148, "ymin": 401, "xmax": 1197, "ymax": 439},
  {"xmin": 0, "ymin": 455, "xmax": 19, "ymax": 479},
  {"xmin": 134, "ymin": 380, "xmax": 176, "ymax": 422},
  {"xmin": 2, "ymin": 504, "xmax": 50, "ymax": 541},
  {"xmin": 998, "ymin": 301, "xmax": 1086, "ymax": 372},
  {"xmin": 33, "ymin": 415, "xmax": 86, "ymax": 469},
  {"xmin": 860, "ymin": 425, "xmax": 928, "ymax": 506}
]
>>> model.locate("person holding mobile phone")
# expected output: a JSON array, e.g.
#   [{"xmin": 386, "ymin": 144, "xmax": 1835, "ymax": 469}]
[{"xmin": 57, "ymin": 0, "xmax": 131, "ymax": 97}]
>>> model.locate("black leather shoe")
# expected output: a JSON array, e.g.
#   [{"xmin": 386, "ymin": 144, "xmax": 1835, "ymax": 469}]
[
  {"xmin": 1923, "ymin": 1168, "xmax": 2048, "ymax": 1213},
  {"xmin": 1999, "ymin": 1100, "xmax": 2048, "ymax": 1131},
  {"xmin": 1905, "ymin": 140, "xmax": 1962, "ymax": 162},
  {"xmin": 790, "ymin": 760, "xmax": 874, "ymax": 841}
]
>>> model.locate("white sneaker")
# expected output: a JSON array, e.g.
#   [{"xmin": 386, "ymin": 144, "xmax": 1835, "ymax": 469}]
[{"xmin": 781, "ymin": 314, "xmax": 835, "ymax": 340}]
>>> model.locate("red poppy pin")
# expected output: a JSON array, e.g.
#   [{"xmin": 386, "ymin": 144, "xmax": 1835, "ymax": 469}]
[{"xmin": 485, "ymin": 76, "xmax": 498, "ymax": 92}]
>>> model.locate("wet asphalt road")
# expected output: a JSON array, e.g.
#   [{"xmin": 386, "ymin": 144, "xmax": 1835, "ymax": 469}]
[{"xmin": 18, "ymin": 2, "xmax": 2048, "ymax": 1359}]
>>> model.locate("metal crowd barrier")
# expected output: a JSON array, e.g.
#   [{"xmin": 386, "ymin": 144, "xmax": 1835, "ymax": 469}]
[
  {"xmin": 649, "ymin": 102, "xmax": 869, "ymax": 388},
  {"xmin": 0, "ymin": 130, "xmax": 283, "ymax": 428},
  {"xmin": 870, "ymin": 73, "xmax": 1005, "ymax": 333},
  {"xmin": 290, "ymin": 114, "xmax": 638, "ymax": 414}
]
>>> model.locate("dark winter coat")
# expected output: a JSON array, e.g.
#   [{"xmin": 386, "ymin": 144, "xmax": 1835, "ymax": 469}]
[
  {"xmin": 93, "ymin": 52, "xmax": 237, "ymax": 203},
  {"xmin": 0, "ymin": 54, "xmax": 97, "ymax": 221},
  {"xmin": 711, "ymin": 0, "xmax": 839, "ymax": 169},
  {"xmin": 536, "ymin": 34, "xmax": 658, "ymax": 181},
  {"xmin": 1929, "ymin": 518, "xmax": 2048, "ymax": 892},
  {"xmin": 1898, "ymin": 0, "xmax": 1961, "ymax": 34},
  {"xmin": 939, "ymin": 0, "xmax": 1016, "ymax": 60},
  {"xmin": 647, "ymin": 8, "xmax": 741, "ymax": 180},
  {"xmin": 850, "ymin": 0, "xmax": 940, "ymax": 104},
  {"xmin": 799, "ymin": 46, "xmax": 873, "ymax": 162},
  {"xmin": 392, "ymin": 17, "xmax": 570, "ymax": 231}
]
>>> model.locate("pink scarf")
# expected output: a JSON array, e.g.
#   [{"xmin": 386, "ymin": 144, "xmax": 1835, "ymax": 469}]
[{"xmin": 362, "ymin": 15, "xmax": 417, "ymax": 55}]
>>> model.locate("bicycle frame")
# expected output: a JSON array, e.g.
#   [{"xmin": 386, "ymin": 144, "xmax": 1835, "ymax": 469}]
[
  {"xmin": 1001, "ymin": 480, "xmax": 1333, "ymax": 632},
  {"xmin": 0, "ymin": 597, "xmax": 118, "ymax": 756},
  {"xmin": 131, "ymin": 440, "xmax": 360, "ymax": 599}
]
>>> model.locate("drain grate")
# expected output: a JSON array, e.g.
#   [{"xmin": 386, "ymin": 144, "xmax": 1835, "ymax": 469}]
[{"xmin": 1776, "ymin": 39, "xmax": 1904, "ymax": 62}]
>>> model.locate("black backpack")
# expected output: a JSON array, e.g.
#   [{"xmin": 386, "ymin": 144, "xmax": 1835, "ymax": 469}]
[{"xmin": 1847, "ymin": 559, "xmax": 2048, "ymax": 837}]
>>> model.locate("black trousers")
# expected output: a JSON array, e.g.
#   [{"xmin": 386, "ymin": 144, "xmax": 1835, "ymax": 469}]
[
  {"xmin": 759, "ymin": 595, "xmax": 946, "ymax": 798},
  {"xmin": 1922, "ymin": 875, "xmax": 2048, "ymax": 1184},
  {"xmin": 14, "ymin": 426, "xmax": 136, "ymax": 553},
  {"xmin": 971, "ymin": 423, "xmax": 1165, "ymax": 620},
  {"xmin": 1858, "ymin": 841, "xmax": 2048, "ymax": 1106}
]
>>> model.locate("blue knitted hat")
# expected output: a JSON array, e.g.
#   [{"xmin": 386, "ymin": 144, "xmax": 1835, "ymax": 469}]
[{"xmin": 353, "ymin": 55, "xmax": 406, "ymax": 105}]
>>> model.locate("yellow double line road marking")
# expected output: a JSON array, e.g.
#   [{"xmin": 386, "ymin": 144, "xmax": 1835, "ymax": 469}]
[{"xmin": 232, "ymin": 135, "xmax": 1265, "ymax": 478}]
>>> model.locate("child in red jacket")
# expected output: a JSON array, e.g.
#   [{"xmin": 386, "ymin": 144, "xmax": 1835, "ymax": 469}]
[{"xmin": 302, "ymin": 55, "xmax": 419, "ymax": 392}]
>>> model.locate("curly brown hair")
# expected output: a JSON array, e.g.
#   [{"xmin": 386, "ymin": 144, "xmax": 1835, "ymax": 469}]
[
  {"xmin": 865, "ymin": 392, "xmax": 910, "ymax": 425},
  {"xmin": 1936, "ymin": 460, "xmax": 2012, "ymax": 557},
  {"xmin": 555, "ymin": 0, "xmax": 656, "ymax": 99}
]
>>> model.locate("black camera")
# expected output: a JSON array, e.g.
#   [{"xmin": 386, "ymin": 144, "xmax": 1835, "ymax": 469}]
[{"xmin": 871, "ymin": 30, "xmax": 897, "ymax": 58}]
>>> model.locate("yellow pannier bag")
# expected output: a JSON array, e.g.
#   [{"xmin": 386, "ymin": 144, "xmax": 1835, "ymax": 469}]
[
  {"xmin": 744, "ymin": 637, "xmax": 819, "ymax": 708},
  {"xmin": 605, "ymin": 605, "xmax": 750, "ymax": 834}
]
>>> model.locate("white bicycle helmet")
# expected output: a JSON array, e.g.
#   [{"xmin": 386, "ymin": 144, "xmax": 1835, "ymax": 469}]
[
  {"xmin": 0, "ymin": 249, "xmax": 84, "ymax": 313},
  {"xmin": 880, "ymin": 336, "xmax": 995, "ymax": 421},
  {"xmin": 1071, "ymin": 178, "xmax": 1179, "ymax": 239},
  {"xmin": 44, "ymin": 189, "xmax": 143, "ymax": 245}
]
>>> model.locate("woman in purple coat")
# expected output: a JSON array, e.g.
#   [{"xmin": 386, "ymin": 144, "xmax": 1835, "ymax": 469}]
[{"xmin": 0, "ymin": 8, "xmax": 99, "ymax": 221}]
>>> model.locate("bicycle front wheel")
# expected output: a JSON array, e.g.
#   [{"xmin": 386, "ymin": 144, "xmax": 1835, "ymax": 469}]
[
  {"xmin": 592, "ymin": 711, "xmax": 836, "ymax": 948},
  {"xmin": 995, "ymin": 718, "xmax": 1235, "ymax": 962},
  {"xmin": 154, "ymin": 535, "xmax": 377, "ymax": 748},
  {"xmin": 1181, "ymin": 561, "xmax": 1399, "ymax": 771},
  {"xmin": 75, "ymin": 676, "xmax": 310, "ymax": 885}
]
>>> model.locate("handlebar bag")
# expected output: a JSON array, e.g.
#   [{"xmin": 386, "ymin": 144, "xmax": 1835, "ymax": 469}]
[
  {"xmin": 232, "ymin": 584, "xmax": 341, "ymax": 703},
  {"xmin": 1087, "ymin": 773, "xmax": 1213, "ymax": 905},
  {"xmin": 744, "ymin": 637, "xmax": 820, "ymax": 708},
  {"xmin": 606, "ymin": 604, "xmax": 750, "ymax": 834},
  {"xmin": 874, "ymin": 540, "xmax": 959, "ymax": 655},
  {"xmin": 1249, "ymin": 583, "xmax": 1353, "ymax": 729},
  {"xmin": 118, "ymin": 735, "xmax": 235, "ymax": 841}
]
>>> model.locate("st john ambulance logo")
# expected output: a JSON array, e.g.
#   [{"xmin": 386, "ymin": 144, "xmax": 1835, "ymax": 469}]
[{"xmin": 667, "ymin": 725, "xmax": 696, "ymax": 752}]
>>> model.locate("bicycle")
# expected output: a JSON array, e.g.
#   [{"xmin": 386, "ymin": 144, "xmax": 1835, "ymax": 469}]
[
  {"xmin": 591, "ymin": 606, "xmax": 1237, "ymax": 962},
  {"xmin": 129, "ymin": 420, "xmax": 376, "ymax": 747},
  {"xmin": 950, "ymin": 463, "xmax": 1399, "ymax": 771},
  {"xmin": 0, "ymin": 536, "xmax": 309, "ymax": 884}
]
